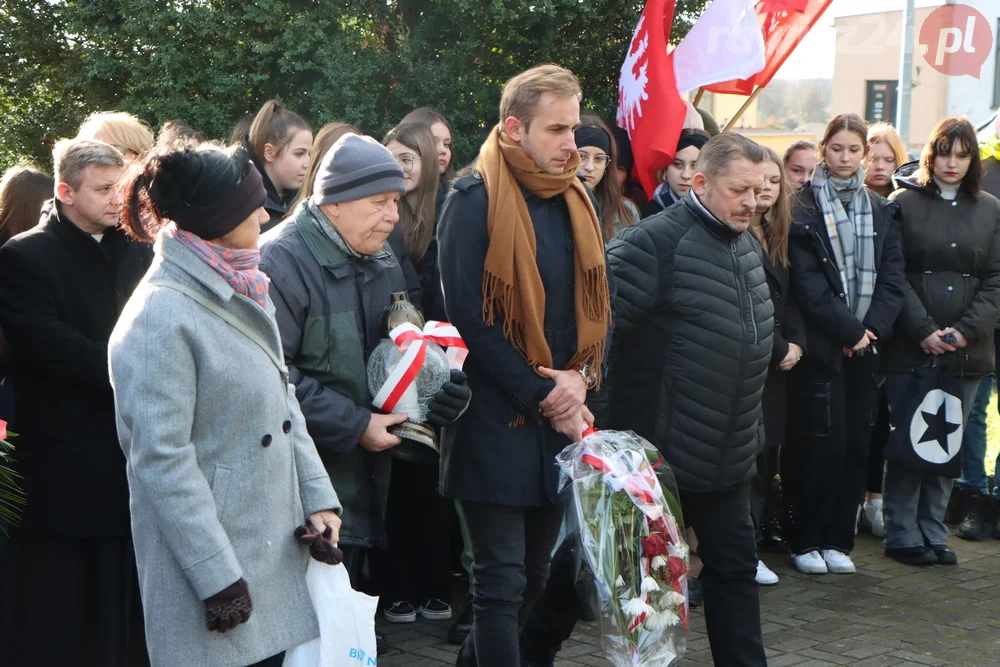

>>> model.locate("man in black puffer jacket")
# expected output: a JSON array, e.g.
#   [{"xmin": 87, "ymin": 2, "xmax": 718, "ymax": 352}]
[{"xmin": 606, "ymin": 133, "xmax": 773, "ymax": 667}]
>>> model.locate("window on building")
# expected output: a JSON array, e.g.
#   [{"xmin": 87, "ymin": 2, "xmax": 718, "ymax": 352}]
[{"xmin": 865, "ymin": 81, "xmax": 898, "ymax": 125}]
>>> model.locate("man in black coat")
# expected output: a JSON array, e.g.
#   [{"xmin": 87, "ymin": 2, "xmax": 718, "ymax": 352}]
[
  {"xmin": 0, "ymin": 138, "xmax": 152, "ymax": 667},
  {"xmin": 437, "ymin": 65, "xmax": 613, "ymax": 667},
  {"xmin": 606, "ymin": 133, "xmax": 773, "ymax": 666}
]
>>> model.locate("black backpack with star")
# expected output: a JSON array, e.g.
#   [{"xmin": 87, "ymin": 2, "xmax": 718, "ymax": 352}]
[{"xmin": 884, "ymin": 357, "xmax": 965, "ymax": 478}]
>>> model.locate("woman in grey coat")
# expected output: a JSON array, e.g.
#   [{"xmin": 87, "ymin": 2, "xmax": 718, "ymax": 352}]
[{"xmin": 109, "ymin": 146, "xmax": 343, "ymax": 667}]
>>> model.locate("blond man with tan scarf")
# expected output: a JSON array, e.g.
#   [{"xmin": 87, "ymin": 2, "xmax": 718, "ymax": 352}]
[{"xmin": 437, "ymin": 65, "xmax": 612, "ymax": 667}]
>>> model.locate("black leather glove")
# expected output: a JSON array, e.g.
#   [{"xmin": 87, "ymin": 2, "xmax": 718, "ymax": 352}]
[
  {"xmin": 205, "ymin": 578, "xmax": 252, "ymax": 633},
  {"xmin": 294, "ymin": 522, "xmax": 345, "ymax": 565},
  {"xmin": 427, "ymin": 369, "xmax": 472, "ymax": 428}
]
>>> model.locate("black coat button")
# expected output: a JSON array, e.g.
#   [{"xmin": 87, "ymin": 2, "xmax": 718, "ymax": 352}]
[
  {"xmin": 282, "ymin": 420, "xmax": 292, "ymax": 434},
  {"xmin": 262, "ymin": 434, "xmax": 273, "ymax": 447}
]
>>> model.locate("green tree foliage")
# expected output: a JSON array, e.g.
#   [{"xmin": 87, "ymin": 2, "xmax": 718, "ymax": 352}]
[{"xmin": 0, "ymin": 0, "xmax": 708, "ymax": 172}]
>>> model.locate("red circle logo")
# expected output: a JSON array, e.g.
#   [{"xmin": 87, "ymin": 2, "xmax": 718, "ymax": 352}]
[{"xmin": 918, "ymin": 4, "xmax": 994, "ymax": 78}]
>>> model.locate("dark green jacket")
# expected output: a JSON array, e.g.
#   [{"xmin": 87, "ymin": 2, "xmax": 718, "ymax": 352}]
[{"xmin": 260, "ymin": 203, "xmax": 404, "ymax": 547}]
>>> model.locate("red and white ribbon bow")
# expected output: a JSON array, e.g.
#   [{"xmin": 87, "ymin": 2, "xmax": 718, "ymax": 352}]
[{"xmin": 371, "ymin": 321, "xmax": 468, "ymax": 413}]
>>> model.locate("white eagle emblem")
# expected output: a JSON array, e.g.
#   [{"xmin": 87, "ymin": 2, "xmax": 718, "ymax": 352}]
[{"xmin": 617, "ymin": 14, "xmax": 650, "ymax": 133}]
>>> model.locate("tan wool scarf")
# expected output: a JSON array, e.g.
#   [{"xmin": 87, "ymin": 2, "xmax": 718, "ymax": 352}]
[{"xmin": 477, "ymin": 126, "xmax": 611, "ymax": 389}]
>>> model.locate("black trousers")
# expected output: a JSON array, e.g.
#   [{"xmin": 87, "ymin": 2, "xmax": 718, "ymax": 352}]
[
  {"xmin": 867, "ymin": 389, "xmax": 890, "ymax": 494},
  {"xmin": 0, "ymin": 533, "xmax": 149, "ymax": 667},
  {"xmin": 370, "ymin": 458, "xmax": 451, "ymax": 606},
  {"xmin": 782, "ymin": 352, "xmax": 882, "ymax": 555},
  {"xmin": 750, "ymin": 445, "xmax": 780, "ymax": 542},
  {"xmin": 456, "ymin": 500, "xmax": 564, "ymax": 667},
  {"xmin": 518, "ymin": 527, "xmax": 599, "ymax": 666},
  {"xmin": 681, "ymin": 483, "xmax": 767, "ymax": 667}
]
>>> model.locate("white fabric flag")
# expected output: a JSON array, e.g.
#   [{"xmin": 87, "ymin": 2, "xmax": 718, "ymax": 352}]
[{"xmin": 673, "ymin": 0, "xmax": 766, "ymax": 95}]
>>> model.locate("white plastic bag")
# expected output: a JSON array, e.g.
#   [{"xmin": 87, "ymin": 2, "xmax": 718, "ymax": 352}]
[{"xmin": 283, "ymin": 560, "xmax": 379, "ymax": 667}]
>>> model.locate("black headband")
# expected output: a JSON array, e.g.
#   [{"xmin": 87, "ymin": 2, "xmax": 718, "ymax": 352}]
[
  {"xmin": 677, "ymin": 133, "xmax": 710, "ymax": 154},
  {"xmin": 171, "ymin": 163, "xmax": 267, "ymax": 241},
  {"xmin": 575, "ymin": 126, "xmax": 612, "ymax": 154}
]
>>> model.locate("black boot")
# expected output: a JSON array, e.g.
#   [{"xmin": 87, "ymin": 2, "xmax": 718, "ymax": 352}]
[
  {"xmin": 958, "ymin": 491, "xmax": 988, "ymax": 541},
  {"xmin": 447, "ymin": 598, "xmax": 473, "ymax": 645}
]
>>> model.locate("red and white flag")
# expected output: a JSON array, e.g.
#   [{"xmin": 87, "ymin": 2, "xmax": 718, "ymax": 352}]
[
  {"xmin": 705, "ymin": 0, "xmax": 835, "ymax": 95},
  {"xmin": 673, "ymin": 0, "xmax": 766, "ymax": 95},
  {"xmin": 616, "ymin": 0, "xmax": 687, "ymax": 198}
]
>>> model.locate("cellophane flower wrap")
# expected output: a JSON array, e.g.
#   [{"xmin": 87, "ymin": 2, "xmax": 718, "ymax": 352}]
[{"xmin": 556, "ymin": 430, "xmax": 688, "ymax": 666}]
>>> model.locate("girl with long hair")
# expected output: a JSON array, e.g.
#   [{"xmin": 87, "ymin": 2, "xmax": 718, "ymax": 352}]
[
  {"xmin": 881, "ymin": 117, "xmax": 1000, "ymax": 565},
  {"xmin": 865, "ymin": 123, "xmax": 909, "ymax": 198},
  {"xmin": 241, "ymin": 99, "xmax": 313, "ymax": 233},
  {"xmin": 748, "ymin": 146, "xmax": 805, "ymax": 586},
  {"xmin": 574, "ymin": 114, "xmax": 638, "ymax": 241},
  {"xmin": 401, "ymin": 108, "xmax": 454, "ymax": 211},
  {"xmin": 782, "ymin": 113, "xmax": 907, "ymax": 576},
  {"xmin": 859, "ymin": 122, "xmax": 909, "ymax": 537}
]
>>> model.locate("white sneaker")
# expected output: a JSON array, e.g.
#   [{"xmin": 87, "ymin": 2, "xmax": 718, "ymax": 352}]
[
  {"xmin": 755, "ymin": 559, "xmax": 779, "ymax": 585},
  {"xmin": 862, "ymin": 499, "xmax": 886, "ymax": 538},
  {"xmin": 821, "ymin": 549, "xmax": 856, "ymax": 574},
  {"xmin": 790, "ymin": 550, "xmax": 828, "ymax": 574}
]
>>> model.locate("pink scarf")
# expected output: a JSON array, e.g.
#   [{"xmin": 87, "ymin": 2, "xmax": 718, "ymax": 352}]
[{"xmin": 171, "ymin": 228, "xmax": 270, "ymax": 309}]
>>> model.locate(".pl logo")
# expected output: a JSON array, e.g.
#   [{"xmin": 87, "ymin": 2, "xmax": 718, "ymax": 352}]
[{"xmin": 918, "ymin": 4, "xmax": 994, "ymax": 79}]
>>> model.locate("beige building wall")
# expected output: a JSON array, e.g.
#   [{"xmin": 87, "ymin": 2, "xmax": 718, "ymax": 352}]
[
  {"xmin": 833, "ymin": 8, "xmax": 949, "ymax": 152},
  {"xmin": 733, "ymin": 130, "xmax": 818, "ymax": 155}
]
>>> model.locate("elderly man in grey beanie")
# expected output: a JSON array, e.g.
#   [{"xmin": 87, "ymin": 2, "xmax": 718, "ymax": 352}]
[{"xmin": 259, "ymin": 133, "xmax": 471, "ymax": 589}]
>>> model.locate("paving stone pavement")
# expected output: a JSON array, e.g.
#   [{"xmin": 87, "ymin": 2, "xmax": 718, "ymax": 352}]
[{"xmin": 375, "ymin": 531, "xmax": 1000, "ymax": 666}]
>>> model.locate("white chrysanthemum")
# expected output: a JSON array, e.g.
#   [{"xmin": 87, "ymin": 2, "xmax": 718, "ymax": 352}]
[
  {"xmin": 661, "ymin": 591, "xmax": 685, "ymax": 609},
  {"xmin": 615, "ymin": 575, "xmax": 625, "ymax": 588},
  {"xmin": 668, "ymin": 542, "xmax": 689, "ymax": 560},
  {"xmin": 641, "ymin": 576, "xmax": 660, "ymax": 594},
  {"xmin": 644, "ymin": 609, "xmax": 675, "ymax": 631},
  {"xmin": 622, "ymin": 597, "xmax": 653, "ymax": 618},
  {"xmin": 651, "ymin": 555, "xmax": 668, "ymax": 571},
  {"xmin": 660, "ymin": 610, "xmax": 681, "ymax": 627}
]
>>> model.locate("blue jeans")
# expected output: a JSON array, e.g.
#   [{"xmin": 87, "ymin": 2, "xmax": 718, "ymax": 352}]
[{"xmin": 957, "ymin": 375, "xmax": 997, "ymax": 496}]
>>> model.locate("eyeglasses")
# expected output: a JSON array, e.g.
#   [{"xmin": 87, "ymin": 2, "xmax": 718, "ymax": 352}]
[
  {"xmin": 396, "ymin": 155, "xmax": 422, "ymax": 173},
  {"xmin": 578, "ymin": 152, "xmax": 610, "ymax": 169}
]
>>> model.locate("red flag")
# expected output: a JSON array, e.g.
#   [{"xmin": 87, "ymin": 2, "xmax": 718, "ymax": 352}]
[
  {"xmin": 617, "ymin": 0, "xmax": 686, "ymax": 198},
  {"xmin": 704, "ymin": 0, "xmax": 834, "ymax": 95}
]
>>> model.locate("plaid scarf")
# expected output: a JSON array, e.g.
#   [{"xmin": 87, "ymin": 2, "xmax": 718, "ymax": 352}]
[
  {"xmin": 170, "ymin": 227, "xmax": 270, "ymax": 309},
  {"xmin": 811, "ymin": 164, "xmax": 876, "ymax": 321}
]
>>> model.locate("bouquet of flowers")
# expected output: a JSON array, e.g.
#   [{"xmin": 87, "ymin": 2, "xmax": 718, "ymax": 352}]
[
  {"xmin": 557, "ymin": 430, "xmax": 688, "ymax": 666},
  {"xmin": 0, "ymin": 419, "xmax": 25, "ymax": 536}
]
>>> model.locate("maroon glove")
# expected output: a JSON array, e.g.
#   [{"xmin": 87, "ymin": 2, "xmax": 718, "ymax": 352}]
[
  {"xmin": 204, "ymin": 578, "xmax": 252, "ymax": 633},
  {"xmin": 294, "ymin": 522, "xmax": 344, "ymax": 565}
]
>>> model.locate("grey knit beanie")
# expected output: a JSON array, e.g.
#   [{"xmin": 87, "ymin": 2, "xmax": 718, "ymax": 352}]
[{"xmin": 312, "ymin": 134, "xmax": 406, "ymax": 206}]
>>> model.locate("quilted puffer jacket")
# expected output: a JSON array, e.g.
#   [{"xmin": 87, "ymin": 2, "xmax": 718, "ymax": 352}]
[{"xmin": 606, "ymin": 193, "xmax": 774, "ymax": 492}]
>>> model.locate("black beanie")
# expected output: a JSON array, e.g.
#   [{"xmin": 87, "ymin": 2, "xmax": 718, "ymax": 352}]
[
  {"xmin": 575, "ymin": 126, "xmax": 612, "ymax": 155},
  {"xmin": 610, "ymin": 126, "xmax": 634, "ymax": 173},
  {"xmin": 150, "ymin": 148, "xmax": 266, "ymax": 241}
]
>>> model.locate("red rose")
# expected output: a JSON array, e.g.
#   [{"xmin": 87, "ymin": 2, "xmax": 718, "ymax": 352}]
[
  {"xmin": 667, "ymin": 556, "xmax": 687, "ymax": 580},
  {"xmin": 672, "ymin": 579, "xmax": 683, "ymax": 595},
  {"xmin": 641, "ymin": 534, "xmax": 668, "ymax": 558},
  {"xmin": 649, "ymin": 517, "xmax": 668, "ymax": 534},
  {"xmin": 0, "ymin": 419, "xmax": 6, "ymax": 441}
]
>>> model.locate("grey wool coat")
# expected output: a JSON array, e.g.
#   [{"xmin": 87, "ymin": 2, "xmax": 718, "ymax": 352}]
[{"xmin": 109, "ymin": 232, "xmax": 341, "ymax": 667}]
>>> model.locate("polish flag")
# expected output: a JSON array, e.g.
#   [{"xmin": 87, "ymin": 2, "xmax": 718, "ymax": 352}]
[
  {"xmin": 705, "ymin": 0, "xmax": 835, "ymax": 95},
  {"xmin": 616, "ymin": 0, "xmax": 687, "ymax": 198},
  {"xmin": 673, "ymin": 0, "xmax": 766, "ymax": 95}
]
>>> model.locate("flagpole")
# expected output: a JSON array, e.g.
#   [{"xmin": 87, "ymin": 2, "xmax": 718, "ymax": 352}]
[
  {"xmin": 723, "ymin": 86, "xmax": 764, "ymax": 131},
  {"xmin": 693, "ymin": 88, "xmax": 705, "ymax": 107}
]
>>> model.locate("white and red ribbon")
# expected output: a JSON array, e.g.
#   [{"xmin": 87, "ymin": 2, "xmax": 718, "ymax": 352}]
[{"xmin": 371, "ymin": 321, "xmax": 468, "ymax": 413}]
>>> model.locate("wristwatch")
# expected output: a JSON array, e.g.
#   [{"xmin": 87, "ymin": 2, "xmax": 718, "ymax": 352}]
[{"xmin": 578, "ymin": 364, "xmax": 597, "ymax": 390}]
